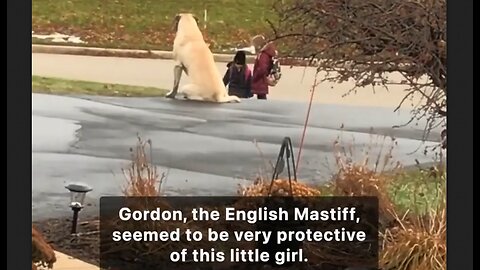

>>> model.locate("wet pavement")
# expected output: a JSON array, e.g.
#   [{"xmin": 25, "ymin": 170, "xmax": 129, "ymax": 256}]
[{"xmin": 32, "ymin": 93, "xmax": 440, "ymax": 221}]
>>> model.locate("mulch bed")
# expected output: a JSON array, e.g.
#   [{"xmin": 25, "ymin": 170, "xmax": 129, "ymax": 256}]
[
  {"xmin": 33, "ymin": 216, "xmax": 101, "ymax": 266},
  {"xmin": 33, "ymin": 216, "xmax": 373, "ymax": 270}
]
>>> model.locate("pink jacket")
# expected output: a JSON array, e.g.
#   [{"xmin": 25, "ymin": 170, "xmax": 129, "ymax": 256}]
[{"xmin": 251, "ymin": 42, "xmax": 277, "ymax": 95}]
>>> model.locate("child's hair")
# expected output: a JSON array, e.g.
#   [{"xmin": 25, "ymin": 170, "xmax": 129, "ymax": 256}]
[
  {"xmin": 233, "ymin": 51, "xmax": 246, "ymax": 65},
  {"xmin": 251, "ymin": 35, "xmax": 267, "ymax": 51}
]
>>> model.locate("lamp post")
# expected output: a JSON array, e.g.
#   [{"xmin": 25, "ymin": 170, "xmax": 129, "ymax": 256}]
[{"xmin": 65, "ymin": 183, "xmax": 93, "ymax": 234}]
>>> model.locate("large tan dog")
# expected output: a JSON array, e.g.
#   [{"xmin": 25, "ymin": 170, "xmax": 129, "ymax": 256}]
[{"xmin": 165, "ymin": 13, "xmax": 241, "ymax": 103}]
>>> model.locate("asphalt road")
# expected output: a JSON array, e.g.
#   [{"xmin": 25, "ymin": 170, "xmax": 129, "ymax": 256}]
[{"xmin": 32, "ymin": 92, "xmax": 440, "ymax": 221}]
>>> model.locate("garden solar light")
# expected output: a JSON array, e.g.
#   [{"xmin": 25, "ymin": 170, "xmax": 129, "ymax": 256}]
[{"xmin": 65, "ymin": 183, "xmax": 92, "ymax": 234}]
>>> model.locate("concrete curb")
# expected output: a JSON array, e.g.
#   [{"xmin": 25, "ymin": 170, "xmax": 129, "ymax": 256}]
[{"xmin": 32, "ymin": 44, "xmax": 257, "ymax": 63}]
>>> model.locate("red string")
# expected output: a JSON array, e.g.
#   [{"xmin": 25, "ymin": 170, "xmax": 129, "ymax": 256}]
[{"xmin": 296, "ymin": 76, "xmax": 318, "ymax": 174}]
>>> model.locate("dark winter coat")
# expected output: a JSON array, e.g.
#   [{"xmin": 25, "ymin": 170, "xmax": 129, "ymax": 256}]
[{"xmin": 222, "ymin": 62, "xmax": 253, "ymax": 98}]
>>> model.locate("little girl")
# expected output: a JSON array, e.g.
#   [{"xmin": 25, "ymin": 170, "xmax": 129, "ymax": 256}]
[{"xmin": 222, "ymin": 51, "xmax": 253, "ymax": 98}]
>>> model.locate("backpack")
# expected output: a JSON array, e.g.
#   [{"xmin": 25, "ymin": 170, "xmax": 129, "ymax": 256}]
[{"xmin": 267, "ymin": 51, "xmax": 282, "ymax": 86}]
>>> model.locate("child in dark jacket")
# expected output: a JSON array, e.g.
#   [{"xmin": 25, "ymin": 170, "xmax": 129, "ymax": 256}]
[{"xmin": 223, "ymin": 51, "xmax": 253, "ymax": 98}]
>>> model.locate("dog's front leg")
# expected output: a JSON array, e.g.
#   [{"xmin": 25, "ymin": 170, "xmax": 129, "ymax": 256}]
[{"xmin": 166, "ymin": 64, "xmax": 184, "ymax": 99}]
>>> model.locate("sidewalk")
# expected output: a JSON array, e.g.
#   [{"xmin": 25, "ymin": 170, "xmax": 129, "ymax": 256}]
[
  {"xmin": 50, "ymin": 251, "xmax": 99, "ymax": 270},
  {"xmin": 32, "ymin": 44, "xmax": 255, "ymax": 63},
  {"xmin": 33, "ymin": 52, "xmax": 416, "ymax": 108}
]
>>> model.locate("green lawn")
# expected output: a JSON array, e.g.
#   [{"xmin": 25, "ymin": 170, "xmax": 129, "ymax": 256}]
[
  {"xmin": 388, "ymin": 167, "xmax": 446, "ymax": 214},
  {"xmin": 32, "ymin": 76, "xmax": 169, "ymax": 97},
  {"xmin": 320, "ymin": 166, "xmax": 446, "ymax": 215},
  {"xmin": 32, "ymin": 0, "xmax": 277, "ymax": 52}
]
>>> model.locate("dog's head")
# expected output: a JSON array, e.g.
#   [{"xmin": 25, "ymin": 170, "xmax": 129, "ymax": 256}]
[{"xmin": 172, "ymin": 13, "xmax": 200, "ymax": 33}]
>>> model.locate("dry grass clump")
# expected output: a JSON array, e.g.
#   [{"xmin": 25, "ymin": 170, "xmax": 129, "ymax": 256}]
[
  {"xmin": 104, "ymin": 136, "xmax": 178, "ymax": 262},
  {"xmin": 331, "ymin": 163, "xmax": 398, "ymax": 228},
  {"xmin": 381, "ymin": 201, "xmax": 446, "ymax": 270},
  {"xmin": 32, "ymin": 226, "xmax": 56, "ymax": 270},
  {"xmin": 121, "ymin": 136, "xmax": 165, "ymax": 197}
]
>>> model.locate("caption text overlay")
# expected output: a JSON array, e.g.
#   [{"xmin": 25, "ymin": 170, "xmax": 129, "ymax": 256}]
[{"xmin": 100, "ymin": 196, "xmax": 378, "ymax": 269}]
